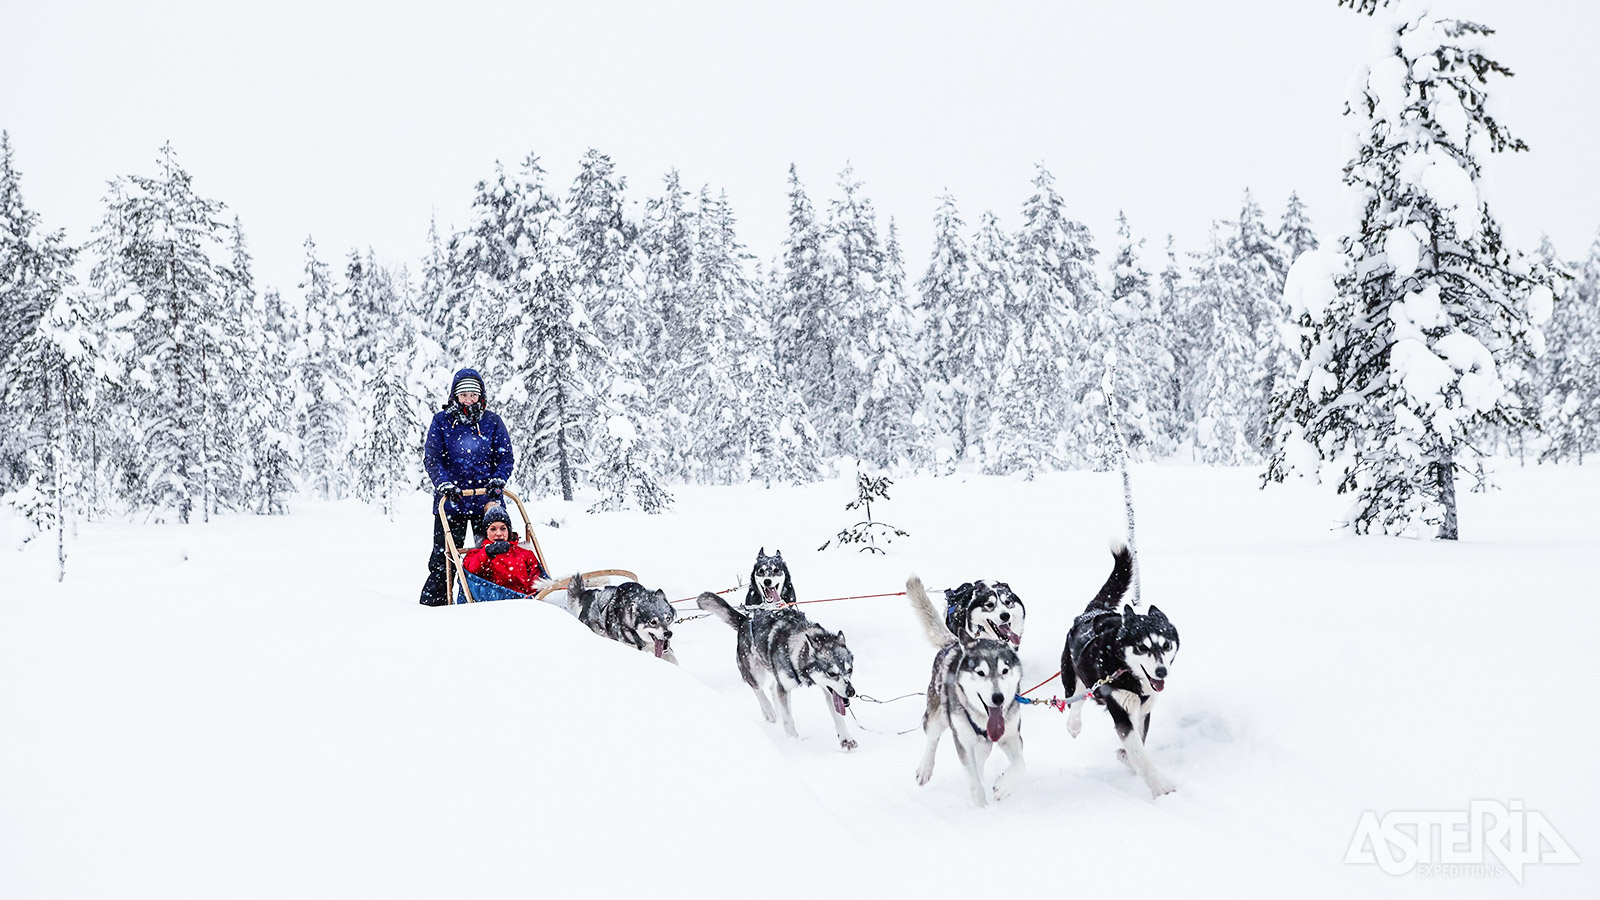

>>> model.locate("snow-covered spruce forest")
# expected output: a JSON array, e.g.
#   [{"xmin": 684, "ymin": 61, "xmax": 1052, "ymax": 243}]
[{"xmin": 2, "ymin": 5, "xmax": 1598, "ymax": 550}]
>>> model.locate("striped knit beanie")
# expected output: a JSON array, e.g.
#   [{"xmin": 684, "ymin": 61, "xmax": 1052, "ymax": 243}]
[
  {"xmin": 454, "ymin": 376, "xmax": 483, "ymax": 397},
  {"xmin": 481, "ymin": 504, "xmax": 512, "ymax": 528}
]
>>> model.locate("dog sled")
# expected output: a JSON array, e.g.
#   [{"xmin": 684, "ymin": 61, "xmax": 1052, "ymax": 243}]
[{"xmin": 439, "ymin": 487, "xmax": 636, "ymax": 605}]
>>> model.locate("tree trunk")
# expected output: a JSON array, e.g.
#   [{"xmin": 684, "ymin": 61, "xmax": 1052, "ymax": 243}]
[
  {"xmin": 1436, "ymin": 439, "xmax": 1459, "ymax": 541},
  {"xmin": 556, "ymin": 390, "xmax": 573, "ymax": 502}
]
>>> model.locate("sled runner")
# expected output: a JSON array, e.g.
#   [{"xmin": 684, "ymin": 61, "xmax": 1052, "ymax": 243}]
[{"xmin": 439, "ymin": 487, "xmax": 636, "ymax": 605}]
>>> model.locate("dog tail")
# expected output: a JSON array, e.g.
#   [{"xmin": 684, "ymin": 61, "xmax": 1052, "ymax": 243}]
[
  {"xmin": 1088, "ymin": 538, "xmax": 1134, "ymax": 612},
  {"xmin": 696, "ymin": 591, "xmax": 748, "ymax": 629},
  {"xmin": 907, "ymin": 574, "xmax": 956, "ymax": 647},
  {"xmin": 562, "ymin": 572, "xmax": 586, "ymax": 615}
]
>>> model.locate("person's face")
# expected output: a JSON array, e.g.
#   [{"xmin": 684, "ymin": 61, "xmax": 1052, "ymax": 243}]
[
  {"xmin": 456, "ymin": 390, "xmax": 480, "ymax": 406},
  {"xmin": 486, "ymin": 521, "xmax": 509, "ymax": 541}
]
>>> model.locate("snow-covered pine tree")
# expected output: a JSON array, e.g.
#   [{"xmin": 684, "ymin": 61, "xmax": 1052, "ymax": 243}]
[
  {"xmin": 816, "ymin": 164, "xmax": 891, "ymax": 459},
  {"xmin": 985, "ymin": 166, "xmax": 1087, "ymax": 475},
  {"xmin": 1156, "ymin": 234, "xmax": 1193, "ymax": 451},
  {"xmin": 957, "ymin": 211, "xmax": 1017, "ymax": 472},
  {"xmin": 352, "ymin": 254, "xmax": 427, "ymax": 517},
  {"xmin": 1230, "ymin": 189, "xmax": 1294, "ymax": 455},
  {"xmin": 1541, "ymin": 231, "xmax": 1600, "ymax": 464},
  {"xmin": 501, "ymin": 153, "xmax": 597, "ymax": 502},
  {"xmin": 1181, "ymin": 222, "xmax": 1258, "ymax": 464},
  {"xmin": 1278, "ymin": 191, "xmax": 1319, "ymax": 265},
  {"xmin": 587, "ymin": 415, "xmax": 674, "ymax": 514},
  {"xmin": 818, "ymin": 466, "xmax": 908, "ymax": 554},
  {"xmin": 1267, "ymin": 3, "xmax": 1555, "ymax": 540},
  {"xmin": 568, "ymin": 149, "xmax": 644, "ymax": 349},
  {"xmin": 673, "ymin": 187, "xmax": 754, "ymax": 484},
  {"xmin": 356, "ymin": 352, "xmax": 422, "ymax": 519},
  {"xmin": 746, "ymin": 269, "xmax": 823, "ymax": 489},
  {"xmin": 916, "ymin": 193, "xmax": 978, "ymax": 469},
  {"xmin": 88, "ymin": 143, "xmax": 231, "ymax": 523},
  {"xmin": 851, "ymin": 215, "xmax": 922, "ymax": 470},
  {"xmin": 1107, "ymin": 212, "xmax": 1178, "ymax": 459},
  {"xmin": 294, "ymin": 236, "xmax": 358, "ymax": 501},
  {"xmin": 639, "ymin": 169, "xmax": 695, "ymax": 381},
  {"xmin": 456, "ymin": 161, "xmax": 530, "ymax": 378},
  {"xmin": 246, "ymin": 287, "xmax": 297, "ymax": 514},
  {"xmin": 0, "ymin": 268, "xmax": 94, "ymax": 578},
  {"xmin": 0, "ymin": 131, "xmax": 77, "ymax": 496},
  {"xmin": 566, "ymin": 149, "xmax": 669, "ymax": 500},
  {"xmin": 773, "ymin": 164, "xmax": 834, "ymax": 445},
  {"xmin": 197, "ymin": 217, "xmax": 261, "ymax": 519}
]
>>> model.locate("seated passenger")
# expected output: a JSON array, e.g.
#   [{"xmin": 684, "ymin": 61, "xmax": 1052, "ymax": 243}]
[{"xmin": 462, "ymin": 504, "xmax": 545, "ymax": 595}]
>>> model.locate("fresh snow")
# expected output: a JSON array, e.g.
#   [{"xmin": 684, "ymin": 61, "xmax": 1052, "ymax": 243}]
[{"xmin": 3, "ymin": 465, "xmax": 1596, "ymax": 898}]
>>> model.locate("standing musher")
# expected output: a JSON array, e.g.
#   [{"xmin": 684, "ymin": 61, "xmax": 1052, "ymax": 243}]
[{"xmin": 418, "ymin": 368, "xmax": 515, "ymax": 606}]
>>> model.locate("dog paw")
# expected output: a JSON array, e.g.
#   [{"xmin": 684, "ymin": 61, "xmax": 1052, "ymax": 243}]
[
  {"xmin": 1149, "ymin": 779, "xmax": 1176, "ymax": 798},
  {"xmin": 1065, "ymin": 714, "xmax": 1082, "ymax": 739},
  {"xmin": 915, "ymin": 765, "xmax": 933, "ymax": 786},
  {"xmin": 993, "ymin": 775, "xmax": 1018, "ymax": 802},
  {"xmin": 839, "ymin": 738, "xmax": 859, "ymax": 752}
]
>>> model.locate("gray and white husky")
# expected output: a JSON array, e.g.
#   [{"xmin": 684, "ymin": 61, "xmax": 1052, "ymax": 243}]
[
  {"xmin": 696, "ymin": 592, "xmax": 858, "ymax": 750},
  {"xmin": 567, "ymin": 573, "xmax": 678, "ymax": 664},
  {"xmin": 914, "ymin": 637, "xmax": 1025, "ymax": 806},
  {"xmin": 906, "ymin": 575, "xmax": 1026, "ymax": 647},
  {"xmin": 744, "ymin": 547, "xmax": 796, "ymax": 607},
  {"xmin": 1060, "ymin": 540, "xmax": 1180, "ymax": 797}
]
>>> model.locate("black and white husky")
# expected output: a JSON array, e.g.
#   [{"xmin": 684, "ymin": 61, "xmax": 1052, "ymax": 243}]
[
  {"xmin": 696, "ymin": 592, "xmax": 858, "ymax": 751},
  {"xmin": 567, "ymin": 573, "xmax": 678, "ymax": 664},
  {"xmin": 914, "ymin": 638, "xmax": 1025, "ymax": 807},
  {"xmin": 906, "ymin": 576, "xmax": 1026, "ymax": 647},
  {"xmin": 1060, "ymin": 540, "xmax": 1180, "ymax": 797},
  {"xmin": 744, "ymin": 547, "xmax": 796, "ymax": 607}
]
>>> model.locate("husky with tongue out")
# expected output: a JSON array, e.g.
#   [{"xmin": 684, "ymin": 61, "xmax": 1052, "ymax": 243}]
[
  {"xmin": 913, "ymin": 636, "xmax": 1025, "ymax": 807},
  {"xmin": 743, "ymin": 548, "xmax": 796, "ymax": 607},
  {"xmin": 696, "ymin": 592, "xmax": 858, "ymax": 751},
  {"xmin": 1061, "ymin": 539, "xmax": 1180, "ymax": 798},
  {"xmin": 906, "ymin": 576, "xmax": 1025, "ymax": 648},
  {"xmin": 566, "ymin": 574, "xmax": 678, "ymax": 664}
]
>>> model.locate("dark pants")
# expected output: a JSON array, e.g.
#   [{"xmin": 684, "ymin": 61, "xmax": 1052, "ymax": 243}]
[{"xmin": 419, "ymin": 508, "xmax": 486, "ymax": 606}]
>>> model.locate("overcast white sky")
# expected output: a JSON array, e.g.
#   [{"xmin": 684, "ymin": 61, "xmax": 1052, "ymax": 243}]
[{"xmin": 2, "ymin": 1, "xmax": 1595, "ymax": 297}]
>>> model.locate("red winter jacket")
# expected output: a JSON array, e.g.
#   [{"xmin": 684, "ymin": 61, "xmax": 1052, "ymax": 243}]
[{"xmin": 463, "ymin": 538, "xmax": 545, "ymax": 595}]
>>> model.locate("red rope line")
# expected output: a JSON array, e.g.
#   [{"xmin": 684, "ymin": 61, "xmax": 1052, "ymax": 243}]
[
  {"xmin": 672, "ymin": 587, "xmax": 739, "ymax": 605},
  {"xmin": 1020, "ymin": 671, "xmax": 1062, "ymax": 697},
  {"xmin": 674, "ymin": 588, "xmax": 909, "ymax": 607},
  {"xmin": 794, "ymin": 590, "xmax": 907, "ymax": 605}
]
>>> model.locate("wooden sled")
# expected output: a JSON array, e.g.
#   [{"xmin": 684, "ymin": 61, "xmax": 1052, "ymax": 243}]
[{"xmin": 440, "ymin": 487, "xmax": 636, "ymax": 604}]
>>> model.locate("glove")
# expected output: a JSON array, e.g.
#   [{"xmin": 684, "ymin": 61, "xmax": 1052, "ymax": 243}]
[
  {"xmin": 485, "ymin": 540, "xmax": 511, "ymax": 558},
  {"xmin": 486, "ymin": 477, "xmax": 506, "ymax": 503},
  {"xmin": 437, "ymin": 482, "xmax": 463, "ymax": 502}
]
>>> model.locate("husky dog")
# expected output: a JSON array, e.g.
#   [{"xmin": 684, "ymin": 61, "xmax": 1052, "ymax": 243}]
[
  {"xmin": 1060, "ymin": 540, "xmax": 1180, "ymax": 797},
  {"xmin": 696, "ymin": 592, "xmax": 858, "ymax": 750},
  {"xmin": 914, "ymin": 638, "xmax": 1025, "ymax": 806},
  {"xmin": 567, "ymin": 573, "xmax": 678, "ymax": 664},
  {"xmin": 907, "ymin": 576, "xmax": 1025, "ymax": 647},
  {"xmin": 744, "ymin": 547, "xmax": 796, "ymax": 607}
]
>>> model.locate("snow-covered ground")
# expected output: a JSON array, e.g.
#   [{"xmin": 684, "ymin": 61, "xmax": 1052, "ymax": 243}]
[{"xmin": 2, "ymin": 464, "xmax": 1594, "ymax": 898}]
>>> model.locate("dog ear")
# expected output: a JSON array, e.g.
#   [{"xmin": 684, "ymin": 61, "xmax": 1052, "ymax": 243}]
[
  {"xmin": 798, "ymin": 639, "xmax": 813, "ymax": 671},
  {"xmin": 774, "ymin": 549, "xmax": 783, "ymax": 559},
  {"xmin": 1118, "ymin": 605, "xmax": 1139, "ymax": 638},
  {"xmin": 759, "ymin": 546, "xmax": 766, "ymax": 556},
  {"xmin": 1148, "ymin": 604, "xmax": 1165, "ymax": 619}
]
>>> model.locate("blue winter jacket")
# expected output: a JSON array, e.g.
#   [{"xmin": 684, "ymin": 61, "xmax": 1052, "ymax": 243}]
[{"xmin": 424, "ymin": 368, "xmax": 515, "ymax": 517}]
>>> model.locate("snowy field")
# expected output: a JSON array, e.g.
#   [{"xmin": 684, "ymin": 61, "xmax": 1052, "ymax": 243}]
[{"xmin": 2, "ymin": 463, "xmax": 1594, "ymax": 899}]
